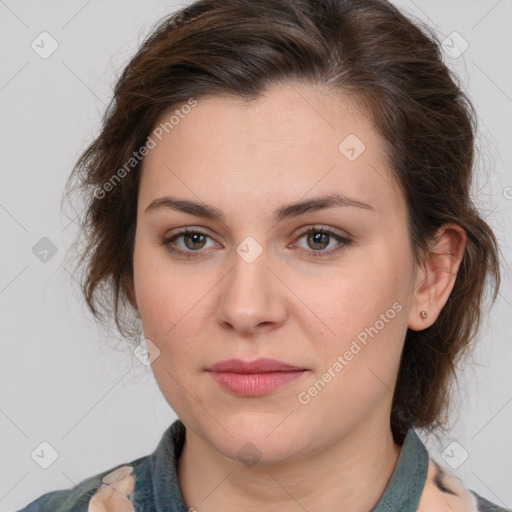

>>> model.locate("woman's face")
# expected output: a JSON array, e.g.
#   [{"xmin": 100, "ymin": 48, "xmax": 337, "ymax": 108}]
[{"xmin": 132, "ymin": 84, "xmax": 419, "ymax": 463}]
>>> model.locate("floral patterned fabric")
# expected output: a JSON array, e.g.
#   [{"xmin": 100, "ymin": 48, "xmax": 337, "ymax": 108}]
[{"xmin": 17, "ymin": 419, "xmax": 510, "ymax": 512}]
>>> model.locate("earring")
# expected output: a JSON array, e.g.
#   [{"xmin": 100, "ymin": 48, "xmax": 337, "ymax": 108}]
[{"xmin": 420, "ymin": 311, "xmax": 427, "ymax": 318}]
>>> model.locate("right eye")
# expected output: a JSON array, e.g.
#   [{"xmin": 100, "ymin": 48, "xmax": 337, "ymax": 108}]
[{"xmin": 161, "ymin": 228, "xmax": 220, "ymax": 259}]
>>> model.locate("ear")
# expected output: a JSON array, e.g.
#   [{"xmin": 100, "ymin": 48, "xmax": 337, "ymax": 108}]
[{"xmin": 407, "ymin": 223, "xmax": 466, "ymax": 331}]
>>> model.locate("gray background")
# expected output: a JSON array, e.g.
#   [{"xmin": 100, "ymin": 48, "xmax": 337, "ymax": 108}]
[{"xmin": 1, "ymin": 1, "xmax": 511, "ymax": 510}]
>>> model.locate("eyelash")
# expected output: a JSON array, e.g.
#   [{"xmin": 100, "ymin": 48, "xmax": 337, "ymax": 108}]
[{"xmin": 160, "ymin": 226, "xmax": 351, "ymax": 260}]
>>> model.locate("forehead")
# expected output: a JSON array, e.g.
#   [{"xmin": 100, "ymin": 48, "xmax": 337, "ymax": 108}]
[{"xmin": 139, "ymin": 84, "xmax": 403, "ymax": 220}]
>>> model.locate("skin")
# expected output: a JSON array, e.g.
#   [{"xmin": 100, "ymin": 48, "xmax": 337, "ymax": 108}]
[{"xmin": 130, "ymin": 83, "xmax": 466, "ymax": 512}]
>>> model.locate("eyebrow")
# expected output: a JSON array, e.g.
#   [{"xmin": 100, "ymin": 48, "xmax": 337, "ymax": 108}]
[{"xmin": 144, "ymin": 193, "xmax": 373, "ymax": 223}]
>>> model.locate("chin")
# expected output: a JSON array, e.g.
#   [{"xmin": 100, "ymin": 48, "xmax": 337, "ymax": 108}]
[{"xmin": 201, "ymin": 413, "xmax": 310, "ymax": 465}]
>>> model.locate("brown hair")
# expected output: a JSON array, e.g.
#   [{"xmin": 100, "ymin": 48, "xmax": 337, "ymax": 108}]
[{"xmin": 63, "ymin": 0, "xmax": 501, "ymax": 444}]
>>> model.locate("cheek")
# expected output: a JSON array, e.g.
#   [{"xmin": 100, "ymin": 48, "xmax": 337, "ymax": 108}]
[
  {"xmin": 302, "ymin": 249, "xmax": 409, "ymax": 383},
  {"xmin": 133, "ymin": 244, "xmax": 217, "ymax": 361},
  {"xmin": 295, "ymin": 270, "xmax": 407, "ymax": 428},
  {"xmin": 302, "ymin": 254, "xmax": 405, "ymax": 338},
  {"xmin": 135, "ymin": 274, "xmax": 208, "ymax": 348},
  {"xmin": 133, "ymin": 251, "xmax": 214, "ymax": 414}
]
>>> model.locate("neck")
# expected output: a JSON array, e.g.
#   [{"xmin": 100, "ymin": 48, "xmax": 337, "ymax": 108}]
[{"xmin": 176, "ymin": 413, "xmax": 402, "ymax": 512}]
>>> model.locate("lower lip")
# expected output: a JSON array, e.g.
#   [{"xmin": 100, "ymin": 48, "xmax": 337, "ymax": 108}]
[{"xmin": 208, "ymin": 370, "xmax": 306, "ymax": 397}]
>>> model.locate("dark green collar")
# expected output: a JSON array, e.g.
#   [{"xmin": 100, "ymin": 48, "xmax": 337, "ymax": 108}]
[
  {"xmin": 141, "ymin": 419, "xmax": 428, "ymax": 511},
  {"xmin": 370, "ymin": 428, "xmax": 429, "ymax": 511}
]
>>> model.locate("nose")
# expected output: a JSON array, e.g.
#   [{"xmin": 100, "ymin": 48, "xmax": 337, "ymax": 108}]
[{"xmin": 216, "ymin": 244, "xmax": 288, "ymax": 336}]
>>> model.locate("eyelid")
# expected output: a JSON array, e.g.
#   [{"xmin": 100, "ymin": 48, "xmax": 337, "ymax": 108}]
[
  {"xmin": 292, "ymin": 224, "xmax": 352, "ymax": 240},
  {"xmin": 164, "ymin": 226, "xmax": 219, "ymax": 249},
  {"xmin": 161, "ymin": 224, "xmax": 352, "ymax": 259},
  {"xmin": 163, "ymin": 224, "xmax": 350, "ymax": 242},
  {"xmin": 289, "ymin": 225, "xmax": 351, "ymax": 257}
]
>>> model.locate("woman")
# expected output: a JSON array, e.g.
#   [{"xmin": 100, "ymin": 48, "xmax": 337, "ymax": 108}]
[{"xmin": 18, "ymin": 0, "xmax": 508, "ymax": 511}]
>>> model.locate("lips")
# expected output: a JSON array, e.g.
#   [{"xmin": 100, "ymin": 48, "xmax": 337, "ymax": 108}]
[
  {"xmin": 206, "ymin": 358, "xmax": 307, "ymax": 397},
  {"xmin": 206, "ymin": 358, "xmax": 304, "ymax": 373}
]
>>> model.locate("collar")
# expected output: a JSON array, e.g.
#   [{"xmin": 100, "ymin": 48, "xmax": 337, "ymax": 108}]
[
  {"xmin": 370, "ymin": 427, "xmax": 429, "ymax": 511},
  {"xmin": 142, "ymin": 419, "xmax": 428, "ymax": 511}
]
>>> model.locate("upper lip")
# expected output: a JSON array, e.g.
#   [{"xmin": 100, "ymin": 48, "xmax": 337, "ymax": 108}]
[{"xmin": 206, "ymin": 358, "xmax": 305, "ymax": 373}]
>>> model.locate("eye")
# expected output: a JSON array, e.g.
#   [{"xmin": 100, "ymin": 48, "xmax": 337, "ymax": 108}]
[
  {"xmin": 161, "ymin": 228, "xmax": 218, "ymax": 259},
  {"xmin": 161, "ymin": 225, "xmax": 352, "ymax": 260},
  {"xmin": 291, "ymin": 226, "xmax": 351, "ymax": 257}
]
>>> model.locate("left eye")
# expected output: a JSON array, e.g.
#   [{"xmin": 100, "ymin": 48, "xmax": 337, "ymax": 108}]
[{"xmin": 293, "ymin": 228, "xmax": 350, "ymax": 254}]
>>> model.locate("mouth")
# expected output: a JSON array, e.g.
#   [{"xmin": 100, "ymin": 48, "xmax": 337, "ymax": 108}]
[{"xmin": 206, "ymin": 358, "xmax": 307, "ymax": 397}]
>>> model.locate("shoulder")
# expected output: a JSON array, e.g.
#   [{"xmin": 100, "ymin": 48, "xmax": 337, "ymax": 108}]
[
  {"xmin": 16, "ymin": 456, "xmax": 149, "ymax": 512},
  {"xmin": 16, "ymin": 419, "xmax": 187, "ymax": 512},
  {"xmin": 417, "ymin": 457, "xmax": 511, "ymax": 512},
  {"xmin": 472, "ymin": 491, "xmax": 512, "ymax": 512}
]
